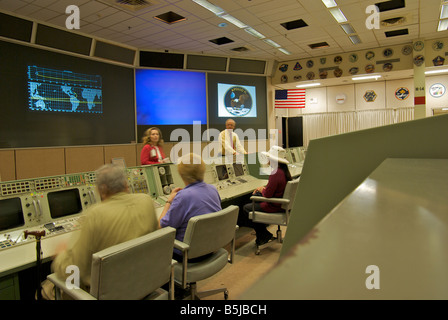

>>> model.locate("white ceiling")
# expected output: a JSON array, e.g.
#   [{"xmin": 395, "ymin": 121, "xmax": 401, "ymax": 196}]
[{"xmin": 0, "ymin": 0, "xmax": 447, "ymax": 63}]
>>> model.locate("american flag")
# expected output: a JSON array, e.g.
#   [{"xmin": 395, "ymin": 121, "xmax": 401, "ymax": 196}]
[{"xmin": 274, "ymin": 89, "xmax": 306, "ymax": 108}]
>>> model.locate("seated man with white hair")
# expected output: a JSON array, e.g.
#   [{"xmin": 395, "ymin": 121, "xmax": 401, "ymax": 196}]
[{"xmin": 42, "ymin": 164, "xmax": 159, "ymax": 298}]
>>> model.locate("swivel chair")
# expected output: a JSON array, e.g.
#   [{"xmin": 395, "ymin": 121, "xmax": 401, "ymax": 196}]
[
  {"xmin": 249, "ymin": 178, "xmax": 300, "ymax": 255},
  {"xmin": 47, "ymin": 227, "xmax": 177, "ymax": 300},
  {"xmin": 173, "ymin": 205, "xmax": 239, "ymax": 300}
]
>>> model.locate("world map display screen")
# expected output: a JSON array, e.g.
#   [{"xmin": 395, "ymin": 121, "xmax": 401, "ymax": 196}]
[{"xmin": 27, "ymin": 66, "xmax": 103, "ymax": 113}]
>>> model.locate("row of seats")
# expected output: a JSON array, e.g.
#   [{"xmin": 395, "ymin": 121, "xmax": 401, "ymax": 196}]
[
  {"xmin": 46, "ymin": 177, "xmax": 301, "ymax": 300},
  {"xmin": 47, "ymin": 205, "xmax": 239, "ymax": 300}
]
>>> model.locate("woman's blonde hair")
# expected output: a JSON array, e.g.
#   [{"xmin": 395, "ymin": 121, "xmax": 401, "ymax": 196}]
[
  {"xmin": 177, "ymin": 153, "xmax": 205, "ymax": 184},
  {"xmin": 142, "ymin": 127, "xmax": 164, "ymax": 146}
]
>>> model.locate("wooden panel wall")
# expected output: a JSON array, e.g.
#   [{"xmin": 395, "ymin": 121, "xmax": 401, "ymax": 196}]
[{"xmin": 15, "ymin": 148, "xmax": 65, "ymax": 180}]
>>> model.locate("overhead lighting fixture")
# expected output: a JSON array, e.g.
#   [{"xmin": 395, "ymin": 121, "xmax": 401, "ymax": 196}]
[
  {"xmin": 191, "ymin": 0, "xmax": 225, "ymax": 15},
  {"xmin": 278, "ymin": 48, "xmax": 291, "ymax": 55},
  {"xmin": 441, "ymin": 4, "xmax": 448, "ymax": 19},
  {"xmin": 349, "ymin": 35, "xmax": 361, "ymax": 44},
  {"xmin": 244, "ymin": 27, "xmax": 266, "ymax": 39},
  {"xmin": 322, "ymin": 0, "xmax": 338, "ymax": 8},
  {"xmin": 352, "ymin": 75, "xmax": 381, "ymax": 81},
  {"xmin": 219, "ymin": 14, "xmax": 248, "ymax": 28},
  {"xmin": 263, "ymin": 39, "xmax": 281, "ymax": 48},
  {"xmin": 438, "ymin": 19, "xmax": 448, "ymax": 31},
  {"xmin": 340, "ymin": 23, "xmax": 355, "ymax": 34},
  {"xmin": 329, "ymin": 7, "xmax": 347, "ymax": 23},
  {"xmin": 296, "ymin": 82, "xmax": 321, "ymax": 88},
  {"xmin": 425, "ymin": 68, "xmax": 448, "ymax": 75}
]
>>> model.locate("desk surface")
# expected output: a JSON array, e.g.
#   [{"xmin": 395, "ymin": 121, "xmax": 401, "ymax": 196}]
[{"xmin": 241, "ymin": 158, "xmax": 448, "ymax": 299}]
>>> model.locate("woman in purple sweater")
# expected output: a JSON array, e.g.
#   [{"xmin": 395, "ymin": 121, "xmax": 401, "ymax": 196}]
[{"xmin": 240, "ymin": 146, "xmax": 292, "ymax": 245}]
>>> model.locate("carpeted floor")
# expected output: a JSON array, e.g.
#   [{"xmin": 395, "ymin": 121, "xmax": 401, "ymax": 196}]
[{"xmin": 197, "ymin": 225, "xmax": 286, "ymax": 300}]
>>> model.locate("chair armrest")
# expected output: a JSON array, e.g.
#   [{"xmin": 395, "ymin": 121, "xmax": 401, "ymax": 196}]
[
  {"xmin": 174, "ymin": 239, "xmax": 189, "ymax": 252},
  {"xmin": 250, "ymin": 196, "xmax": 290, "ymax": 205},
  {"xmin": 173, "ymin": 240, "xmax": 190, "ymax": 289},
  {"xmin": 47, "ymin": 273, "xmax": 96, "ymax": 300}
]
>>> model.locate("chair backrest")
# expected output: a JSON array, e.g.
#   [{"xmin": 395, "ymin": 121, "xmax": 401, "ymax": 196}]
[
  {"xmin": 89, "ymin": 227, "xmax": 176, "ymax": 300},
  {"xmin": 182, "ymin": 205, "xmax": 239, "ymax": 260},
  {"xmin": 281, "ymin": 178, "xmax": 301, "ymax": 211}
]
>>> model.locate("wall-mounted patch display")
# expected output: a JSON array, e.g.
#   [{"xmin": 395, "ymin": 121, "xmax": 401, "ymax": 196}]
[
  {"xmin": 293, "ymin": 62, "xmax": 302, "ymax": 70},
  {"xmin": 413, "ymin": 41, "xmax": 424, "ymax": 52},
  {"xmin": 306, "ymin": 72, "xmax": 315, "ymax": 80},
  {"xmin": 306, "ymin": 60, "xmax": 314, "ymax": 68},
  {"xmin": 395, "ymin": 87, "xmax": 410, "ymax": 100},
  {"xmin": 319, "ymin": 70, "xmax": 328, "ymax": 79},
  {"xmin": 334, "ymin": 56, "xmax": 342, "ymax": 64},
  {"xmin": 349, "ymin": 67, "xmax": 359, "ymax": 75},
  {"xmin": 279, "ymin": 64, "xmax": 288, "ymax": 72},
  {"xmin": 320, "ymin": 57, "xmax": 326, "ymax": 64},
  {"xmin": 429, "ymin": 83, "xmax": 446, "ymax": 98},
  {"xmin": 413, "ymin": 55, "xmax": 424, "ymax": 66},
  {"xmin": 349, "ymin": 54, "xmax": 358, "ymax": 62},
  {"xmin": 294, "ymin": 75, "xmax": 302, "ymax": 81},
  {"xmin": 281, "ymin": 75, "xmax": 288, "ymax": 83},
  {"xmin": 365, "ymin": 64, "xmax": 375, "ymax": 73},
  {"xmin": 432, "ymin": 41, "xmax": 444, "ymax": 51},
  {"xmin": 365, "ymin": 51, "xmax": 375, "ymax": 60},
  {"xmin": 401, "ymin": 45, "xmax": 412, "ymax": 55},
  {"xmin": 432, "ymin": 56, "xmax": 445, "ymax": 66},
  {"xmin": 363, "ymin": 90, "xmax": 377, "ymax": 102},
  {"xmin": 383, "ymin": 48, "xmax": 393, "ymax": 57},
  {"xmin": 383, "ymin": 63, "xmax": 393, "ymax": 72},
  {"xmin": 334, "ymin": 68, "xmax": 343, "ymax": 77}
]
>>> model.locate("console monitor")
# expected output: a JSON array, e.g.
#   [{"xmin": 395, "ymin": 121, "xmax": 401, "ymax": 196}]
[
  {"xmin": 216, "ymin": 165, "xmax": 229, "ymax": 181},
  {"xmin": 291, "ymin": 151, "xmax": 297, "ymax": 163},
  {"xmin": 233, "ymin": 163, "xmax": 245, "ymax": 177},
  {"xmin": 47, "ymin": 188, "xmax": 82, "ymax": 219},
  {"xmin": 0, "ymin": 197, "xmax": 25, "ymax": 231}
]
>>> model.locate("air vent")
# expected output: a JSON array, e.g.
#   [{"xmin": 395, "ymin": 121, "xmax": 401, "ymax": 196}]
[
  {"xmin": 231, "ymin": 46, "xmax": 250, "ymax": 52},
  {"xmin": 308, "ymin": 42, "xmax": 329, "ymax": 49},
  {"xmin": 209, "ymin": 37, "xmax": 234, "ymax": 45},
  {"xmin": 375, "ymin": 0, "xmax": 405, "ymax": 12},
  {"xmin": 96, "ymin": 0, "xmax": 155, "ymax": 12},
  {"xmin": 385, "ymin": 28, "xmax": 409, "ymax": 37},
  {"xmin": 281, "ymin": 19, "xmax": 308, "ymax": 30},
  {"xmin": 154, "ymin": 11, "xmax": 186, "ymax": 24},
  {"xmin": 381, "ymin": 16, "xmax": 406, "ymax": 27}
]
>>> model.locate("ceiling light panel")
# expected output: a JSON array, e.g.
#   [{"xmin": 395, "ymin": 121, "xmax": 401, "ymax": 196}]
[
  {"xmin": 322, "ymin": 0, "xmax": 338, "ymax": 8},
  {"xmin": 219, "ymin": 14, "xmax": 248, "ymax": 28},
  {"xmin": 191, "ymin": 0, "xmax": 225, "ymax": 15},
  {"xmin": 329, "ymin": 8, "xmax": 347, "ymax": 23}
]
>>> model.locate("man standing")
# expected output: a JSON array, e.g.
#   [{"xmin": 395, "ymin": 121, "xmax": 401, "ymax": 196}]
[{"xmin": 218, "ymin": 119, "xmax": 247, "ymax": 156}]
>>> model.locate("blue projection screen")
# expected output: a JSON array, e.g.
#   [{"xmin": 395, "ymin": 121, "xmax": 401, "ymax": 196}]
[{"xmin": 136, "ymin": 69, "xmax": 207, "ymax": 125}]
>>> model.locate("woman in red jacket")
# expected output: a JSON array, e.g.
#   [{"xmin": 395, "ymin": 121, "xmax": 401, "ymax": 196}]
[{"xmin": 140, "ymin": 127, "xmax": 169, "ymax": 165}]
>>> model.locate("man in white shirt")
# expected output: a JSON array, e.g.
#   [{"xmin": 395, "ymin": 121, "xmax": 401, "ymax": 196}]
[{"xmin": 218, "ymin": 119, "xmax": 247, "ymax": 156}]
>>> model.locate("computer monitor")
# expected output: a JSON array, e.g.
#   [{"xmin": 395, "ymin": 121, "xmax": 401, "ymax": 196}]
[
  {"xmin": 0, "ymin": 197, "xmax": 25, "ymax": 231},
  {"xmin": 233, "ymin": 163, "xmax": 245, "ymax": 177},
  {"xmin": 216, "ymin": 165, "xmax": 229, "ymax": 181},
  {"xmin": 47, "ymin": 188, "xmax": 82, "ymax": 219},
  {"xmin": 291, "ymin": 151, "xmax": 297, "ymax": 163}
]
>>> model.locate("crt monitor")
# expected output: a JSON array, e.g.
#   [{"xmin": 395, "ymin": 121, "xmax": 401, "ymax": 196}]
[
  {"xmin": 233, "ymin": 163, "xmax": 245, "ymax": 177},
  {"xmin": 216, "ymin": 165, "xmax": 229, "ymax": 181},
  {"xmin": 0, "ymin": 197, "xmax": 25, "ymax": 231},
  {"xmin": 47, "ymin": 188, "xmax": 82, "ymax": 219}
]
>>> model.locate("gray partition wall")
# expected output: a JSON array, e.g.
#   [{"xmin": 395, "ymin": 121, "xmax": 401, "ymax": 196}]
[{"xmin": 281, "ymin": 114, "xmax": 448, "ymax": 257}]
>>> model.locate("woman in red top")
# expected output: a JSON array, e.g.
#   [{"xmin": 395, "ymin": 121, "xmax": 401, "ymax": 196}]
[
  {"xmin": 140, "ymin": 127, "xmax": 168, "ymax": 165},
  {"xmin": 240, "ymin": 146, "xmax": 292, "ymax": 245}
]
